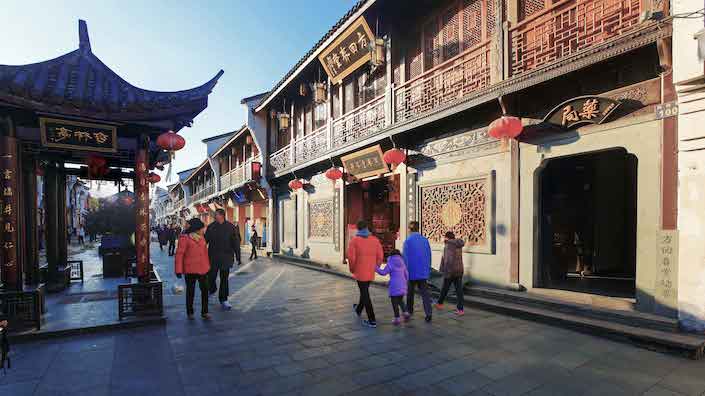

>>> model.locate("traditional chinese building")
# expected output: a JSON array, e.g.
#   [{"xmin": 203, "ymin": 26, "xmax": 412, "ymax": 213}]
[
  {"xmin": 0, "ymin": 20, "xmax": 222, "ymax": 328},
  {"xmin": 256, "ymin": 0, "xmax": 687, "ymax": 331}
]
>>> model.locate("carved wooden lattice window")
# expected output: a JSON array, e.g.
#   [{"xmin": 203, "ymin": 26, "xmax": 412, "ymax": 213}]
[
  {"xmin": 520, "ymin": 0, "xmax": 546, "ymax": 21},
  {"xmin": 407, "ymin": 35, "xmax": 423, "ymax": 80},
  {"xmin": 462, "ymin": 0, "xmax": 484, "ymax": 50},
  {"xmin": 420, "ymin": 176, "xmax": 492, "ymax": 253},
  {"xmin": 442, "ymin": 5, "xmax": 460, "ymax": 60},
  {"xmin": 308, "ymin": 200, "xmax": 334, "ymax": 240}
]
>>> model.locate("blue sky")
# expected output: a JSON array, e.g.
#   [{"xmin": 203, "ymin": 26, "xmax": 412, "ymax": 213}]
[{"xmin": 2, "ymin": 0, "xmax": 355, "ymax": 187}]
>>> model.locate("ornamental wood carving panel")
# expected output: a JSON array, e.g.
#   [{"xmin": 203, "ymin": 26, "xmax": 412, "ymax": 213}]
[
  {"xmin": 309, "ymin": 200, "xmax": 334, "ymax": 241},
  {"xmin": 420, "ymin": 175, "xmax": 493, "ymax": 253}
]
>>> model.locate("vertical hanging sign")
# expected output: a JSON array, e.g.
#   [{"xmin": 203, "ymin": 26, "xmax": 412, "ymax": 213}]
[
  {"xmin": 0, "ymin": 137, "xmax": 19, "ymax": 289},
  {"xmin": 135, "ymin": 145, "xmax": 150, "ymax": 280}
]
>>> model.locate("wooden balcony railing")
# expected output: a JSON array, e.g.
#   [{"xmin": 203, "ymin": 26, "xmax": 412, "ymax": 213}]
[
  {"xmin": 332, "ymin": 95, "xmax": 387, "ymax": 149},
  {"xmin": 394, "ymin": 40, "xmax": 491, "ymax": 124},
  {"xmin": 270, "ymin": 145, "xmax": 293, "ymax": 173},
  {"xmin": 294, "ymin": 125, "xmax": 329, "ymax": 164},
  {"xmin": 191, "ymin": 184, "xmax": 214, "ymax": 202},
  {"xmin": 509, "ymin": 0, "xmax": 642, "ymax": 76},
  {"xmin": 220, "ymin": 156, "xmax": 261, "ymax": 191}
]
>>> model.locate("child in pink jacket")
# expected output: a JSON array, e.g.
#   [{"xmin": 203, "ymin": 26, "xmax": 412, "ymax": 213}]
[{"xmin": 376, "ymin": 249, "xmax": 410, "ymax": 325}]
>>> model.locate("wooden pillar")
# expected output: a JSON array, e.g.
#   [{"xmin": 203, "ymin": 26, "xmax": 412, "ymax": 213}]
[
  {"xmin": 0, "ymin": 128, "xmax": 20, "ymax": 290},
  {"xmin": 57, "ymin": 164, "xmax": 67, "ymax": 267},
  {"xmin": 44, "ymin": 163, "xmax": 59, "ymax": 286},
  {"xmin": 135, "ymin": 136, "xmax": 151, "ymax": 281},
  {"xmin": 22, "ymin": 158, "xmax": 39, "ymax": 285}
]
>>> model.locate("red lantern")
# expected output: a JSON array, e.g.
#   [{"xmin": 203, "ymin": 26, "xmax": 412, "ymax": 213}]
[
  {"xmin": 288, "ymin": 179, "xmax": 303, "ymax": 191},
  {"xmin": 147, "ymin": 173, "xmax": 161, "ymax": 184},
  {"xmin": 325, "ymin": 167, "xmax": 343, "ymax": 183},
  {"xmin": 157, "ymin": 131, "xmax": 186, "ymax": 182},
  {"xmin": 383, "ymin": 148, "xmax": 406, "ymax": 170},
  {"xmin": 86, "ymin": 154, "xmax": 107, "ymax": 178},
  {"xmin": 156, "ymin": 130, "xmax": 186, "ymax": 151},
  {"xmin": 488, "ymin": 116, "xmax": 523, "ymax": 150}
]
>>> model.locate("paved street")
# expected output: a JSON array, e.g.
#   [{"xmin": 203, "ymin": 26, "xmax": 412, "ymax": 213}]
[{"xmin": 2, "ymin": 245, "xmax": 705, "ymax": 396}]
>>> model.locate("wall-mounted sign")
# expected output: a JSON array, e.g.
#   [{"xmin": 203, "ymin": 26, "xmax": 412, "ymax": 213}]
[
  {"xmin": 655, "ymin": 101, "xmax": 678, "ymax": 120},
  {"xmin": 341, "ymin": 144, "xmax": 388, "ymax": 179},
  {"xmin": 0, "ymin": 137, "xmax": 19, "ymax": 288},
  {"xmin": 40, "ymin": 117, "xmax": 117, "ymax": 152},
  {"xmin": 543, "ymin": 96, "xmax": 620, "ymax": 129},
  {"xmin": 318, "ymin": 17, "xmax": 375, "ymax": 85}
]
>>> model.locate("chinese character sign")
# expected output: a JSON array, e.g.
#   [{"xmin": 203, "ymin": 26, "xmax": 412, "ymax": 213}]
[
  {"xmin": 0, "ymin": 136, "xmax": 19, "ymax": 288},
  {"xmin": 341, "ymin": 145, "xmax": 389, "ymax": 179},
  {"xmin": 40, "ymin": 117, "xmax": 117, "ymax": 152},
  {"xmin": 543, "ymin": 97, "xmax": 621, "ymax": 129},
  {"xmin": 135, "ymin": 148, "xmax": 150, "ymax": 279},
  {"xmin": 655, "ymin": 230, "xmax": 678, "ymax": 316},
  {"xmin": 318, "ymin": 17, "xmax": 375, "ymax": 84}
]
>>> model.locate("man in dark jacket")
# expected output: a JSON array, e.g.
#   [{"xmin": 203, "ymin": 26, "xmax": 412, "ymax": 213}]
[
  {"xmin": 403, "ymin": 221, "xmax": 433, "ymax": 322},
  {"xmin": 167, "ymin": 224, "xmax": 178, "ymax": 256},
  {"xmin": 204, "ymin": 209, "xmax": 241, "ymax": 311}
]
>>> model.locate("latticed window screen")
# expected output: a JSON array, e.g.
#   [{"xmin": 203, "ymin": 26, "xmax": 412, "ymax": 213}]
[
  {"xmin": 407, "ymin": 35, "xmax": 424, "ymax": 80},
  {"xmin": 296, "ymin": 107, "xmax": 304, "ymax": 138},
  {"xmin": 314, "ymin": 101, "xmax": 326, "ymax": 129},
  {"xmin": 486, "ymin": 0, "xmax": 497, "ymax": 37},
  {"xmin": 305, "ymin": 105, "xmax": 313, "ymax": 135},
  {"xmin": 424, "ymin": 19, "xmax": 441, "ymax": 69},
  {"xmin": 520, "ymin": 0, "xmax": 546, "ymax": 21},
  {"xmin": 442, "ymin": 6, "xmax": 460, "ymax": 60},
  {"xmin": 332, "ymin": 88, "xmax": 341, "ymax": 119},
  {"xmin": 462, "ymin": 0, "xmax": 484, "ymax": 50},
  {"xmin": 344, "ymin": 79, "xmax": 355, "ymax": 113}
]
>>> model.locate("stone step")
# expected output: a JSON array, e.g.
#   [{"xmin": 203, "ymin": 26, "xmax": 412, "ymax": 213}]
[
  {"xmin": 464, "ymin": 294, "xmax": 705, "ymax": 359},
  {"xmin": 466, "ymin": 286, "xmax": 679, "ymax": 333}
]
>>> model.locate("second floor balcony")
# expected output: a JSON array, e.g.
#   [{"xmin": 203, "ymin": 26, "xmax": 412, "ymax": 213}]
[
  {"xmin": 220, "ymin": 155, "xmax": 262, "ymax": 191},
  {"xmin": 190, "ymin": 184, "xmax": 214, "ymax": 203},
  {"xmin": 268, "ymin": 0, "xmax": 657, "ymax": 176}
]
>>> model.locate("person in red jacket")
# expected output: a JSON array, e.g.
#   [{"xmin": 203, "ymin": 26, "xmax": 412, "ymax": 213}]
[
  {"xmin": 175, "ymin": 218, "xmax": 211, "ymax": 320},
  {"xmin": 347, "ymin": 220, "xmax": 383, "ymax": 328}
]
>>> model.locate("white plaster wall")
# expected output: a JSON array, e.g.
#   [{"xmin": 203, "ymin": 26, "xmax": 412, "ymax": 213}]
[
  {"xmin": 302, "ymin": 178, "xmax": 341, "ymax": 267},
  {"xmin": 415, "ymin": 150, "xmax": 512, "ymax": 288},
  {"xmin": 519, "ymin": 115, "xmax": 661, "ymax": 313},
  {"xmin": 674, "ymin": 0, "xmax": 705, "ymax": 330}
]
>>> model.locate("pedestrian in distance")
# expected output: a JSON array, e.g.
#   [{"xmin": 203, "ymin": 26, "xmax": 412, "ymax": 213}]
[
  {"xmin": 347, "ymin": 219, "xmax": 383, "ymax": 328},
  {"xmin": 375, "ymin": 249, "xmax": 410, "ymax": 326},
  {"xmin": 175, "ymin": 218, "xmax": 211, "ymax": 320},
  {"xmin": 434, "ymin": 231, "xmax": 465, "ymax": 316},
  {"xmin": 249, "ymin": 225, "xmax": 259, "ymax": 261},
  {"xmin": 77, "ymin": 227, "xmax": 85, "ymax": 246},
  {"xmin": 204, "ymin": 209, "xmax": 239, "ymax": 311},
  {"xmin": 158, "ymin": 225, "xmax": 168, "ymax": 252},
  {"xmin": 167, "ymin": 224, "xmax": 177, "ymax": 256},
  {"xmin": 403, "ymin": 221, "xmax": 433, "ymax": 323}
]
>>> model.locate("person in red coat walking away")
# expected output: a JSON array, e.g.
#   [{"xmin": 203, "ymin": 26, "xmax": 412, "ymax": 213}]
[
  {"xmin": 347, "ymin": 220, "xmax": 384, "ymax": 328},
  {"xmin": 175, "ymin": 218, "xmax": 211, "ymax": 320}
]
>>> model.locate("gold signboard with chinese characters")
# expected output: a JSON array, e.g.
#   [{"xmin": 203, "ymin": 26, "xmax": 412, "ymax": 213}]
[
  {"xmin": 543, "ymin": 96, "xmax": 621, "ymax": 129},
  {"xmin": 318, "ymin": 17, "xmax": 375, "ymax": 84},
  {"xmin": 40, "ymin": 117, "xmax": 117, "ymax": 152},
  {"xmin": 0, "ymin": 136, "xmax": 19, "ymax": 288},
  {"xmin": 341, "ymin": 144, "xmax": 388, "ymax": 179}
]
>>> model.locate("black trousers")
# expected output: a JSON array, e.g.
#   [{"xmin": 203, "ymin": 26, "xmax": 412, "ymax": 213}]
[
  {"xmin": 407, "ymin": 279, "xmax": 432, "ymax": 317},
  {"xmin": 355, "ymin": 281, "xmax": 376, "ymax": 323},
  {"xmin": 235, "ymin": 247, "xmax": 241, "ymax": 265},
  {"xmin": 249, "ymin": 242, "xmax": 258, "ymax": 260},
  {"xmin": 208, "ymin": 267, "xmax": 230, "ymax": 303},
  {"xmin": 168, "ymin": 240, "xmax": 176, "ymax": 256},
  {"xmin": 438, "ymin": 276, "xmax": 464, "ymax": 310},
  {"xmin": 185, "ymin": 274, "xmax": 209, "ymax": 315},
  {"xmin": 390, "ymin": 295, "xmax": 407, "ymax": 318}
]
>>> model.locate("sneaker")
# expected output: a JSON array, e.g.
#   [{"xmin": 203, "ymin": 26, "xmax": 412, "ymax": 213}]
[
  {"xmin": 425, "ymin": 315, "xmax": 432, "ymax": 323},
  {"xmin": 353, "ymin": 304, "xmax": 361, "ymax": 318},
  {"xmin": 221, "ymin": 301, "xmax": 232, "ymax": 311},
  {"xmin": 201, "ymin": 313, "xmax": 212, "ymax": 320},
  {"xmin": 402, "ymin": 312, "xmax": 411, "ymax": 322},
  {"xmin": 453, "ymin": 309, "xmax": 465, "ymax": 316},
  {"xmin": 362, "ymin": 320, "xmax": 377, "ymax": 328},
  {"xmin": 392, "ymin": 318, "xmax": 401, "ymax": 326},
  {"xmin": 433, "ymin": 303, "xmax": 445, "ymax": 310}
]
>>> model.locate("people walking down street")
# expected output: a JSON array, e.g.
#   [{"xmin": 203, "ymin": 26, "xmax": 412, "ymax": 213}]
[
  {"xmin": 403, "ymin": 221, "xmax": 433, "ymax": 323},
  {"xmin": 249, "ymin": 225, "xmax": 259, "ymax": 261},
  {"xmin": 347, "ymin": 220, "xmax": 383, "ymax": 328},
  {"xmin": 204, "ymin": 209, "xmax": 239, "ymax": 311},
  {"xmin": 434, "ymin": 231, "xmax": 465, "ymax": 316},
  {"xmin": 175, "ymin": 218, "xmax": 211, "ymax": 320},
  {"xmin": 233, "ymin": 224, "xmax": 242, "ymax": 265},
  {"xmin": 167, "ymin": 224, "xmax": 177, "ymax": 256},
  {"xmin": 375, "ymin": 249, "xmax": 409, "ymax": 326},
  {"xmin": 158, "ymin": 225, "xmax": 168, "ymax": 252}
]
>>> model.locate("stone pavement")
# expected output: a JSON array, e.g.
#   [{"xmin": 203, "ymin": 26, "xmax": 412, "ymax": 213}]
[{"xmin": 2, "ymin": 245, "xmax": 705, "ymax": 396}]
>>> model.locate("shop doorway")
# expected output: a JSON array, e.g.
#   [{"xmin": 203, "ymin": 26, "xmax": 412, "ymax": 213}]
[
  {"xmin": 537, "ymin": 148, "xmax": 637, "ymax": 298},
  {"xmin": 345, "ymin": 175, "xmax": 400, "ymax": 258}
]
